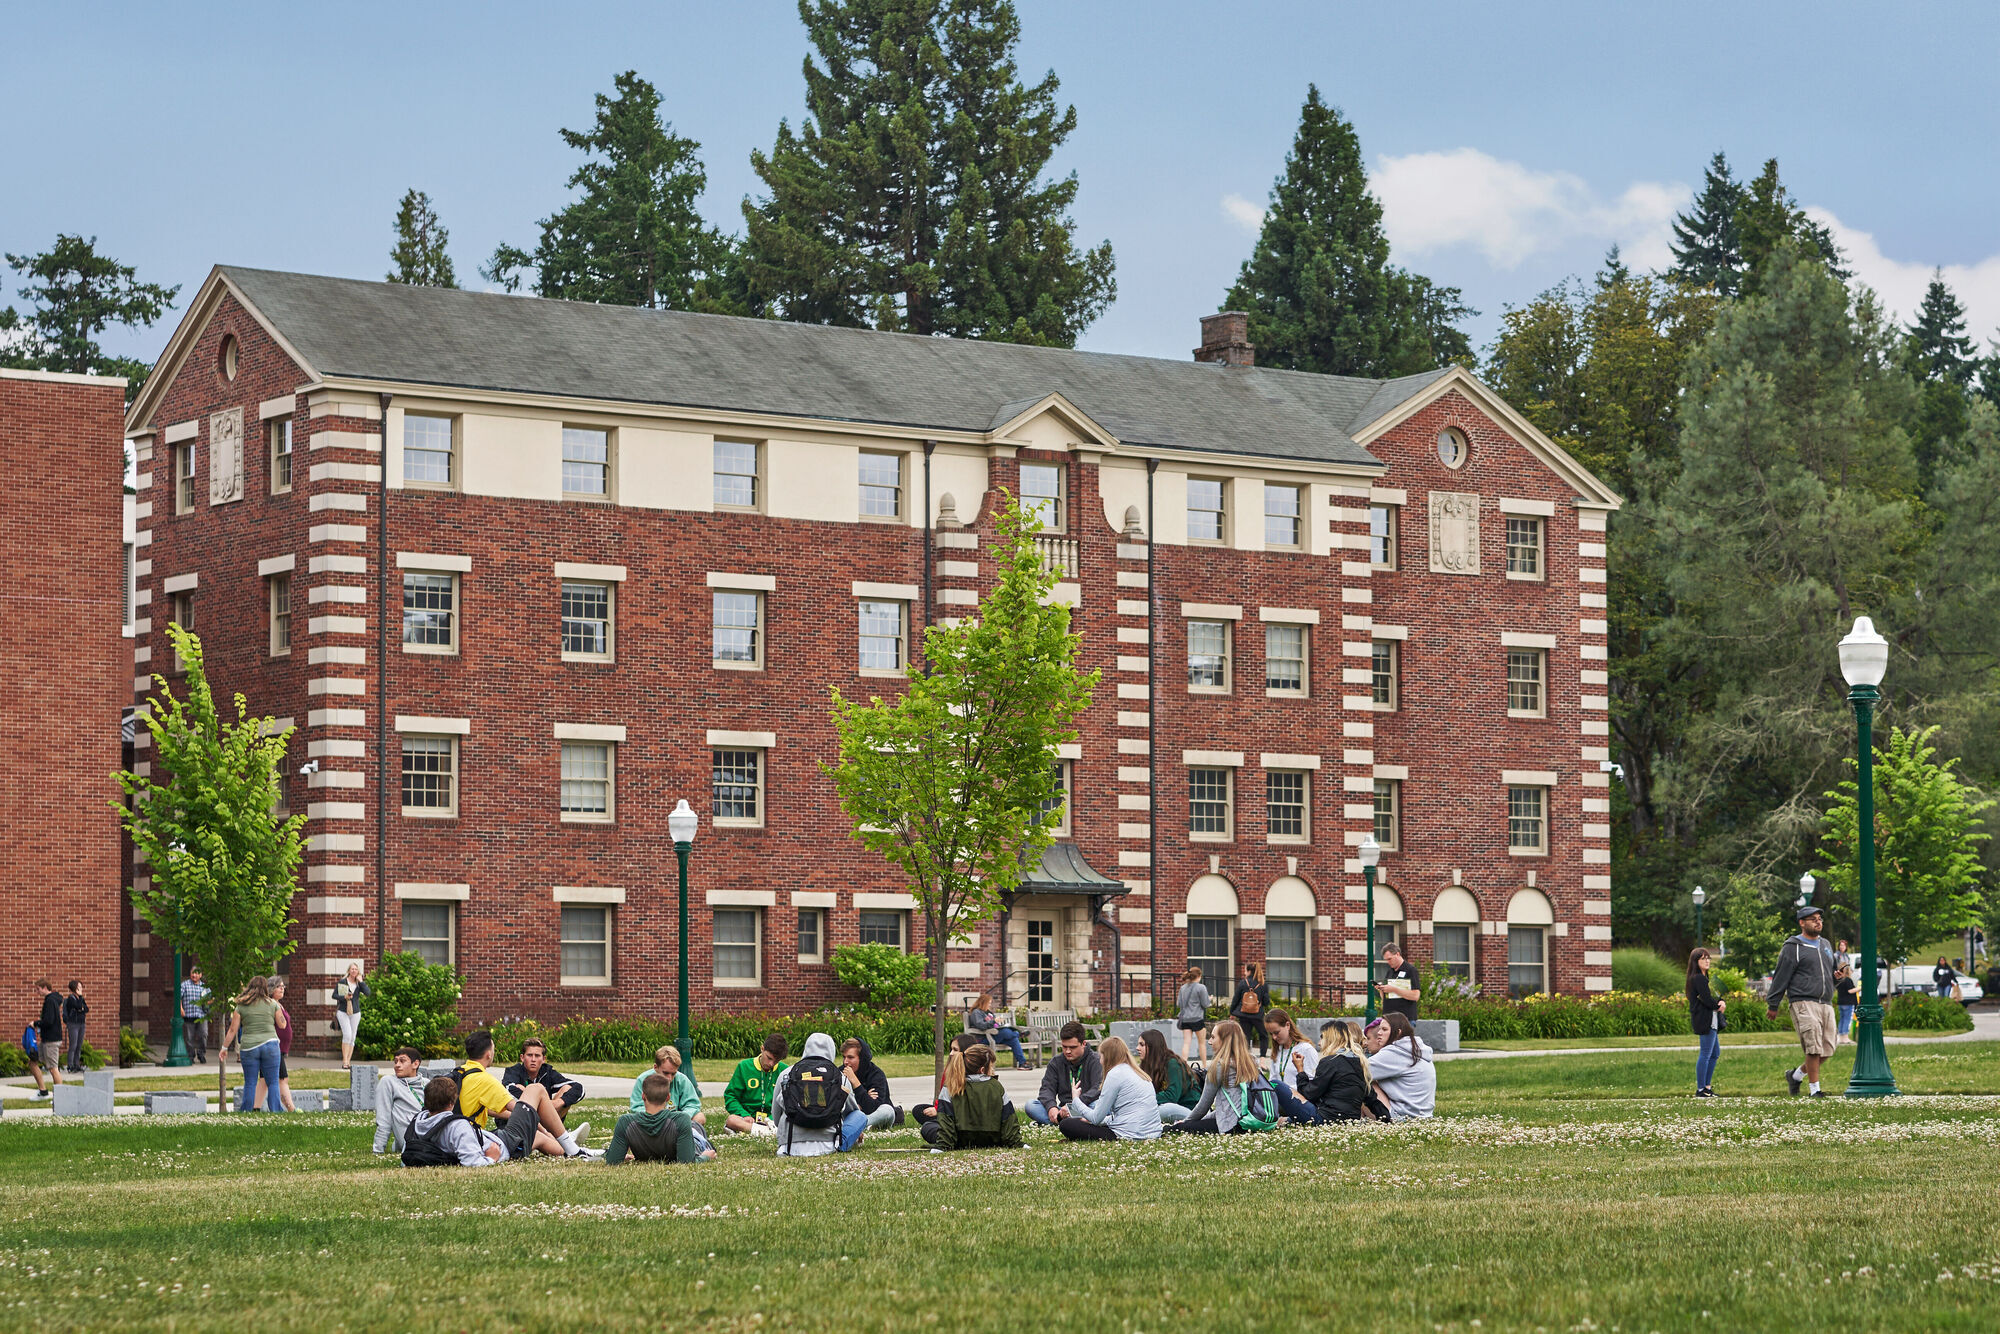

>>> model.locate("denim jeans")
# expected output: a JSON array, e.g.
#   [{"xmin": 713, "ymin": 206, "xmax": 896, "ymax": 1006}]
[
  {"xmin": 1273, "ymin": 1081, "xmax": 1326, "ymax": 1125},
  {"xmin": 861, "ymin": 1103, "xmax": 897, "ymax": 1131},
  {"xmin": 238, "ymin": 1040, "xmax": 283, "ymax": 1111},
  {"xmin": 988, "ymin": 1027, "xmax": 1028, "ymax": 1067},
  {"xmin": 1157, "ymin": 1102, "xmax": 1192, "ymax": 1124},
  {"xmin": 837, "ymin": 1108, "xmax": 869, "ymax": 1152},
  {"xmin": 183, "ymin": 1018, "xmax": 208, "ymax": 1063},
  {"xmin": 1838, "ymin": 1004, "xmax": 1855, "ymax": 1039},
  {"xmin": 65, "ymin": 1025, "xmax": 86, "ymax": 1072},
  {"xmin": 1026, "ymin": 1099, "xmax": 1054, "ymax": 1125},
  {"xmin": 1695, "ymin": 1030, "xmax": 1721, "ymax": 1090}
]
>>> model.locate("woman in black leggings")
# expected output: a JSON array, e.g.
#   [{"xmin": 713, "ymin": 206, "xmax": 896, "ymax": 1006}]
[{"xmin": 1229, "ymin": 963, "xmax": 1270, "ymax": 1058}]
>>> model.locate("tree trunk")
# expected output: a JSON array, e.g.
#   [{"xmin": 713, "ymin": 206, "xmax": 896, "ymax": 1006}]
[{"xmin": 931, "ymin": 913, "xmax": 948, "ymax": 1086}]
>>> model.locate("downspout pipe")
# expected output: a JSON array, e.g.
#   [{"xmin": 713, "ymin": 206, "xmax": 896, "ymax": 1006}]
[
  {"xmin": 1145, "ymin": 457, "xmax": 1158, "ymax": 1011},
  {"xmin": 376, "ymin": 393, "xmax": 391, "ymax": 967},
  {"xmin": 922, "ymin": 441, "xmax": 934, "ymax": 667}
]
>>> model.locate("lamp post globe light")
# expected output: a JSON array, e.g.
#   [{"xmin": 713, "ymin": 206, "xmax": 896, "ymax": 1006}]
[
  {"xmin": 1358, "ymin": 834, "xmax": 1382, "ymax": 1022},
  {"xmin": 1837, "ymin": 616, "xmax": 1898, "ymax": 1097},
  {"xmin": 668, "ymin": 799, "xmax": 699, "ymax": 1069},
  {"xmin": 1692, "ymin": 885, "xmax": 1705, "ymax": 947}
]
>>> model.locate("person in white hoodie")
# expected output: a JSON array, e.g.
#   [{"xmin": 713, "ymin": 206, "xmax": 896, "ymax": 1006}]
[
  {"xmin": 771, "ymin": 1032, "xmax": 869, "ymax": 1157},
  {"xmin": 1053, "ymin": 1037, "xmax": 1161, "ymax": 1141},
  {"xmin": 1363, "ymin": 1013, "xmax": 1435, "ymax": 1121},
  {"xmin": 372, "ymin": 1047, "xmax": 427, "ymax": 1155},
  {"xmin": 1261, "ymin": 1010, "xmax": 1318, "ymax": 1093}
]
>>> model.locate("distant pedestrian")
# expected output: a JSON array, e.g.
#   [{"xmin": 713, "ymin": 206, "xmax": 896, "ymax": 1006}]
[
  {"xmin": 222, "ymin": 975, "xmax": 283, "ymax": 1112},
  {"xmin": 1686, "ymin": 947, "xmax": 1724, "ymax": 1097},
  {"xmin": 1834, "ymin": 963, "xmax": 1857, "ymax": 1040},
  {"xmin": 1376, "ymin": 943, "xmax": 1421, "ymax": 1020},
  {"xmin": 1766, "ymin": 905, "xmax": 1839, "ymax": 1097},
  {"xmin": 62, "ymin": 980, "xmax": 89, "ymax": 1073},
  {"xmin": 26, "ymin": 979, "xmax": 63, "ymax": 1096},
  {"xmin": 332, "ymin": 963, "xmax": 370, "ymax": 1071},
  {"xmin": 267, "ymin": 976, "xmax": 298, "ymax": 1112},
  {"xmin": 1175, "ymin": 966, "xmax": 1212, "ymax": 1062},
  {"xmin": 180, "ymin": 966, "xmax": 212, "ymax": 1064},
  {"xmin": 1229, "ymin": 963, "xmax": 1270, "ymax": 1059},
  {"xmin": 1933, "ymin": 957, "xmax": 1959, "ymax": 1001}
]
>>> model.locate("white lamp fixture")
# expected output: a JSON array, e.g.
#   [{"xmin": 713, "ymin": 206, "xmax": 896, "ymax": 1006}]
[
  {"xmin": 1691, "ymin": 885, "xmax": 1706, "ymax": 907},
  {"xmin": 1837, "ymin": 616, "xmax": 1889, "ymax": 689},
  {"xmin": 667, "ymin": 798, "xmax": 698, "ymax": 845},
  {"xmin": 1357, "ymin": 834, "xmax": 1382, "ymax": 869},
  {"xmin": 1798, "ymin": 871, "xmax": 1815, "ymax": 905}
]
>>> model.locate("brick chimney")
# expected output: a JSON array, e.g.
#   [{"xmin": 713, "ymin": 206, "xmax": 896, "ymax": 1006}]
[{"xmin": 1194, "ymin": 311, "xmax": 1254, "ymax": 367}]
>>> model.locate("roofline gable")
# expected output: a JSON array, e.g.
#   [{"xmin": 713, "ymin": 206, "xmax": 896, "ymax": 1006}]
[
  {"xmin": 124, "ymin": 268, "xmax": 320, "ymax": 436},
  {"xmin": 985, "ymin": 391, "xmax": 1121, "ymax": 450},
  {"xmin": 1346, "ymin": 365, "xmax": 1624, "ymax": 509}
]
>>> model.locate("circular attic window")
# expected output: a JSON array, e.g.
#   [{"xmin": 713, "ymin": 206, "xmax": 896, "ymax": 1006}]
[
  {"xmin": 1437, "ymin": 427, "xmax": 1468, "ymax": 469},
  {"xmin": 219, "ymin": 334, "xmax": 240, "ymax": 381}
]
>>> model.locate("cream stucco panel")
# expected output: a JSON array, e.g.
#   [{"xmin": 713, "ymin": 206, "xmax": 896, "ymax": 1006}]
[
  {"xmin": 930, "ymin": 449, "xmax": 990, "ymax": 526},
  {"xmin": 767, "ymin": 438, "xmax": 860, "ymax": 523},
  {"xmin": 1097, "ymin": 458, "xmax": 1149, "ymax": 537},
  {"xmin": 618, "ymin": 426, "xmax": 714, "ymax": 511},
  {"xmin": 1004, "ymin": 412, "xmax": 1082, "ymax": 453},
  {"xmin": 1153, "ymin": 469, "xmax": 1189, "ymax": 547},
  {"xmin": 1228, "ymin": 476, "xmax": 1264, "ymax": 552},
  {"xmin": 461, "ymin": 413, "xmax": 562, "ymax": 502}
]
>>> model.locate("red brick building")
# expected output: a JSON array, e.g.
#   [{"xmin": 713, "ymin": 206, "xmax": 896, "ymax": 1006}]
[
  {"xmin": 1, "ymin": 367, "xmax": 129, "ymax": 1027},
  {"xmin": 122, "ymin": 272, "xmax": 1619, "ymax": 1040}
]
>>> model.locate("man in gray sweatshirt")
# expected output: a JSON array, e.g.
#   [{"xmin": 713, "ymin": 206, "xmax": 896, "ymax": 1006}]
[
  {"xmin": 1766, "ymin": 905, "xmax": 1839, "ymax": 1097},
  {"xmin": 373, "ymin": 1047, "xmax": 428, "ymax": 1154}
]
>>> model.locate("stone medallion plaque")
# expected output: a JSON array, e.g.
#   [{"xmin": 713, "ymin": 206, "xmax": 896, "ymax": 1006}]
[{"xmin": 1428, "ymin": 490, "xmax": 1480, "ymax": 574}]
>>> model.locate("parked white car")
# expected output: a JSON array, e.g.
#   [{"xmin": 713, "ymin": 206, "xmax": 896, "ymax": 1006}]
[{"xmin": 1843, "ymin": 955, "xmax": 1983, "ymax": 1004}]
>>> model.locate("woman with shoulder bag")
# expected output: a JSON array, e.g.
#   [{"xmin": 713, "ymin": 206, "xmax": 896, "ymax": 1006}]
[
  {"xmin": 1686, "ymin": 947, "xmax": 1724, "ymax": 1098},
  {"xmin": 1230, "ymin": 963, "xmax": 1270, "ymax": 1059},
  {"xmin": 332, "ymin": 963, "xmax": 371, "ymax": 1071}
]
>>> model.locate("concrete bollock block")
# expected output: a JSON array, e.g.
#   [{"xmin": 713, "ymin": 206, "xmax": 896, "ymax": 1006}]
[
  {"xmin": 290, "ymin": 1088, "xmax": 329, "ymax": 1112},
  {"xmin": 52, "ymin": 1085, "xmax": 116, "ymax": 1116},
  {"xmin": 144, "ymin": 1091, "xmax": 209, "ymax": 1114},
  {"xmin": 349, "ymin": 1065, "xmax": 378, "ymax": 1112},
  {"xmin": 82, "ymin": 1069, "xmax": 118, "ymax": 1094}
]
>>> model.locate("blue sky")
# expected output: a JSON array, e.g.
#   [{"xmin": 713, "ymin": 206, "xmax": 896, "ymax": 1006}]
[{"xmin": 7, "ymin": 1, "xmax": 1998, "ymax": 367}]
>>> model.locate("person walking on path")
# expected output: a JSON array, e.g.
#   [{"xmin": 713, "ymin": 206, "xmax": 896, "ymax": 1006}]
[
  {"xmin": 1229, "ymin": 963, "xmax": 1270, "ymax": 1059},
  {"xmin": 266, "ymin": 976, "xmax": 298, "ymax": 1113},
  {"xmin": 26, "ymin": 979, "xmax": 64, "ymax": 1096},
  {"xmin": 222, "ymin": 976, "xmax": 284, "ymax": 1112},
  {"xmin": 1376, "ymin": 944, "xmax": 1421, "ymax": 1020},
  {"xmin": 331, "ymin": 964, "xmax": 370, "ymax": 1071},
  {"xmin": 1933, "ymin": 957, "xmax": 1960, "ymax": 1001},
  {"xmin": 1175, "ymin": 967, "xmax": 1212, "ymax": 1061},
  {"xmin": 61, "ymin": 981, "xmax": 89, "ymax": 1073},
  {"xmin": 179, "ymin": 966, "xmax": 211, "ymax": 1064},
  {"xmin": 1834, "ymin": 963, "xmax": 1857, "ymax": 1041},
  {"xmin": 1686, "ymin": 947, "xmax": 1724, "ymax": 1097},
  {"xmin": 1766, "ymin": 905, "xmax": 1839, "ymax": 1097}
]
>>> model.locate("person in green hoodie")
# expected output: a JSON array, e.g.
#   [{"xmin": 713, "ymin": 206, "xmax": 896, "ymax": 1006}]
[
  {"xmin": 604, "ymin": 1074, "xmax": 713, "ymax": 1164},
  {"xmin": 1138, "ymin": 1029, "xmax": 1200, "ymax": 1123},
  {"xmin": 723, "ymin": 1033, "xmax": 788, "ymax": 1136},
  {"xmin": 629, "ymin": 1045, "xmax": 711, "ymax": 1154}
]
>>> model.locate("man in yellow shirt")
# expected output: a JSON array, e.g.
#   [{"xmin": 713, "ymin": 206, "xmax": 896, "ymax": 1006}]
[{"xmin": 456, "ymin": 1030, "xmax": 595, "ymax": 1158}]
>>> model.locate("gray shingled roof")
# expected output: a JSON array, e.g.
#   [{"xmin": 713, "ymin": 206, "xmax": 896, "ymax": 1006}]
[{"xmin": 225, "ymin": 267, "xmax": 1452, "ymax": 468}]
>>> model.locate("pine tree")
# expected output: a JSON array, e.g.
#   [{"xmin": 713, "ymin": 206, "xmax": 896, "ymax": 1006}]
[
  {"xmin": 742, "ymin": 0, "xmax": 1114, "ymax": 345},
  {"xmin": 1905, "ymin": 270, "xmax": 1978, "ymax": 487},
  {"xmin": 1669, "ymin": 151, "xmax": 1744, "ymax": 295},
  {"xmin": 0, "ymin": 235, "xmax": 179, "ymax": 399},
  {"xmin": 483, "ymin": 71, "xmax": 730, "ymax": 310},
  {"xmin": 1736, "ymin": 158, "xmax": 1848, "ymax": 290},
  {"xmin": 386, "ymin": 189, "xmax": 458, "ymax": 288},
  {"xmin": 1223, "ymin": 85, "xmax": 1472, "ymax": 376}
]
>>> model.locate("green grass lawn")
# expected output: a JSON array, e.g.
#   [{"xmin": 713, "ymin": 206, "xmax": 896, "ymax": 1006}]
[{"xmin": 5, "ymin": 1042, "xmax": 1999, "ymax": 1333}]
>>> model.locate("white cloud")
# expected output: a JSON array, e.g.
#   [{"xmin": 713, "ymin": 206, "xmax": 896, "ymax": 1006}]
[
  {"xmin": 1810, "ymin": 207, "xmax": 2000, "ymax": 344},
  {"xmin": 1371, "ymin": 147, "xmax": 1688, "ymax": 272},
  {"xmin": 1221, "ymin": 193, "xmax": 1266, "ymax": 234}
]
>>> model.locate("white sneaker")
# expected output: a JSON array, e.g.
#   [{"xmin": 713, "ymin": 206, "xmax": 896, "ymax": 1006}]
[
  {"xmin": 569, "ymin": 1120, "xmax": 592, "ymax": 1145},
  {"xmin": 568, "ymin": 1145, "xmax": 601, "ymax": 1160},
  {"xmin": 752, "ymin": 1121, "xmax": 778, "ymax": 1137}
]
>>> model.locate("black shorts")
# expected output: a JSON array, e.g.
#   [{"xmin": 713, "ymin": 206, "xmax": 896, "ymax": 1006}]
[
  {"xmin": 1176, "ymin": 1019, "xmax": 1207, "ymax": 1031},
  {"xmin": 494, "ymin": 1105, "xmax": 538, "ymax": 1159},
  {"xmin": 278, "ymin": 1055, "xmax": 289, "ymax": 1079}
]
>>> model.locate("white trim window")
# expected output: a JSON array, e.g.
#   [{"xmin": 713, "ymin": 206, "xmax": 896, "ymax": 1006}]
[
  {"xmin": 713, "ymin": 591, "xmax": 763, "ymax": 667},
  {"xmin": 1189, "ymin": 767, "xmax": 1232, "ymax": 840},
  {"xmin": 1186, "ymin": 918, "xmax": 1232, "ymax": 994},
  {"xmin": 1264, "ymin": 483, "xmax": 1302, "ymax": 548},
  {"xmin": 1265, "ymin": 623, "xmax": 1307, "ymax": 695},
  {"xmin": 1187, "ymin": 620, "xmax": 1231, "ymax": 692},
  {"xmin": 401, "ymin": 901, "xmax": 456, "ymax": 967},
  {"xmin": 400, "ymin": 735, "xmax": 458, "ymax": 817},
  {"xmin": 174, "ymin": 439, "xmax": 197, "ymax": 515},
  {"xmin": 267, "ymin": 573, "xmax": 291, "ymax": 657},
  {"xmin": 798, "ymin": 907, "xmax": 826, "ymax": 964},
  {"xmin": 714, "ymin": 439, "xmax": 760, "ymax": 509},
  {"xmin": 561, "ymin": 426, "xmax": 611, "ymax": 499},
  {"xmin": 1265, "ymin": 918, "xmax": 1310, "ymax": 998},
  {"xmin": 403, "ymin": 572, "xmax": 459, "ymax": 653},
  {"xmin": 561, "ymin": 581, "xmax": 614, "ymax": 660},
  {"xmin": 859, "ymin": 910, "xmax": 908, "ymax": 951},
  {"xmin": 560, "ymin": 742, "xmax": 614, "ymax": 822},
  {"xmin": 1508, "ymin": 926, "xmax": 1548, "ymax": 997},
  {"xmin": 169, "ymin": 592, "xmax": 194, "ymax": 672},
  {"xmin": 713, "ymin": 908, "xmax": 762, "ymax": 986},
  {"xmin": 403, "ymin": 413, "xmax": 455, "ymax": 487},
  {"xmin": 560, "ymin": 905, "xmax": 612, "ymax": 986},
  {"xmin": 268, "ymin": 417, "xmax": 293, "ymax": 494},
  {"xmin": 1372, "ymin": 779, "xmax": 1400, "ymax": 851},
  {"xmin": 1506, "ymin": 649, "xmax": 1546, "ymax": 718},
  {"xmin": 1020, "ymin": 463, "xmax": 1065, "ymax": 531},
  {"xmin": 1434, "ymin": 923, "xmax": 1474, "ymax": 980},
  {"xmin": 1371, "ymin": 640, "xmax": 1398, "ymax": 709},
  {"xmin": 712, "ymin": 748, "xmax": 765, "ymax": 826},
  {"xmin": 1507, "ymin": 785, "xmax": 1547, "ymax": 854},
  {"xmin": 858, "ymin": 599, "xmax": 906, "ymax": 672},
  {"xmin": 1187, "ymin": 477, "xmax": 1226, "ymax": 543},
  {"xmin": 1505, "ymin": 517, "xmax": 1544, "ymax": 579},
  {"xmin": 1266, "ymin": 769, "xmax": 1308, "ymax": 843},
  {"xmin": 858, "ymin": 451, "xmax": 903, "ymax": 519},
  {"xmin": 1369, "ymin": 504, "xmax": 1397, "ymax": 569},
  {"xmin": 1042, "ymin": 759, "xmax": 1072, "ymax": 837}
]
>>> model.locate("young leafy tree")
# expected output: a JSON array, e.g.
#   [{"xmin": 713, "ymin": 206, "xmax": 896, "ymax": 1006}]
[
  {"xmin": 743, "ymin": 0, "xmax": 1115, "ymax": 345},
  {"xmin": 386, "ymin": 189, "xmax": 459, "ymax": 288},
  {"xmin": 1817, "ymin": 726, "xmax": 1991, "ymax": 965},
  {"xmin": 116, "ymin": 626, "xmax": 306, "ymax": 1108},
  {"xmin": 1224, "ymin": 85, "xmax": 1472, "ymax": 376},
  {"xmin": 827, "ymin": 498, "xmax": 1098, "ymax": 1074},
  {"xmin": 0, "ymin": 234, "xmax": 179, "ymax": 399},
  {"xmin": 1718, "ymin": 873, "xmax": 1788, "ymax": 977},
  {"xmin": 483, "ymin": 71, "xmax": 732, "ymax": 310}
]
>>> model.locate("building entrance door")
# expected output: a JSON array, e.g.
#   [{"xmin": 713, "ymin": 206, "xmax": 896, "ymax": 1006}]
[{"xmin": 1026, "ymin": 918, "xmax": 1057, "ymax": 1006}]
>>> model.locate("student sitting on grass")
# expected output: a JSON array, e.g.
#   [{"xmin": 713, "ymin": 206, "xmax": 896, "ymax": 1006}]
[
  {"xmin": 917, "ymin": 1045, "xmax": 970, "ymax": 1145},
  {"xmin": 1163, "ymin": 1019, "xmax": 1279, "ymax": 1136},
  {"xmin": 403, "ymin": 1076, "xmax": 570, "ymax": 1167},
  {"xmin": 1026, "ymin": 1021, "xmax": 1103, "ymax": 1125},
  {"xmin": 604, "ymin": 1073, "xmax": 715, "ymax": 1165},
  {"xmin": 841, "ymin": 1037, "xmax": 902, "ymax": 1130},
  {"xmin": 1137, "ymin": 1029, "xmax": 1199, "ymax": 1123},
  {"xmin": 1278, "ymin": 1019, "xmax": 1386, "ymax": 1125},
  {"xmin": 502, "ymin": 1039, "xmax": 584, "ymax": 1121},
  {"xmin": 372, "ymin": 1047, "xmax": 428, "ymax": 1155},
  {"xmin": 454, "ymin": 1030, "xmax": 595, "ymax": 1158},
  {"xmin": 1262, "ymin": 1009, "xmax": 1317, "ymax": 1093},
  {"xmin": 723, "ymin": 1034, "xmax": 788, "ymax": 1136},
  {"xmin": 630, "ymin": 1045, "xmax": 711, "ymax": 1154},
  {"xmin": 934, "ymin": 1044, "xmax": 1021, "ymax": 1149},
  {"xmin": 1362, "ymin": 1013, "xmax": 1435, "ymax": 1121},
  {"xmin": 771, "ymin": 1032, "xmax": 868, "ymax": 1156},
  {"xmin": 1054, "ymin": 1036, "xmax": 1160, "ymax": 1142}
]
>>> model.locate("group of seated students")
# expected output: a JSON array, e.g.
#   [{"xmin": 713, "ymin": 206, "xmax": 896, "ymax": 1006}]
[{"xmin": 397, "ymin": 1029, "xmax": 599, "ymax": 1167}]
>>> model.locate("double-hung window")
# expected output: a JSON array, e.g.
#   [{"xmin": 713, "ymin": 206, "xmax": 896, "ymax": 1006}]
[
  {"xmin": 1042, "ymin": 759, "xmax": 1071, "ymax": 837},
  {"xmin": 1020, "ymin": 463, "xmax": 1064, "ymax": 530},
  {"xmin": 1265, "ymin": 919, "xmax": 1309, "ymax": 998},
  {"xmin": 1373, "ymin": 780, "xmax": 1400, "ymax": 850},
  {"xmin": 1507, "ymin": 650, "xmax": 1545, "ymax": 717},
  {"xmin": 401, "ymin": 736, "xmax": 458, "ymax": 817},
  {"xmin": 1187, "ymin": 620, "xmax": 1230, "ymax": 692},
  {"xmin": 562, "ymin": 427, "xmax": 610, "ymax": 499},
  {"xmin": 169, "ymin": 592, "xmax": 194, "ymax": 672},
  {"xmin": 797, "ymin": 908, "xmax": 826, "ymax": 965},
  {"xmin": 1266, "ymin": 770, "xmax": 1308, "ymax": 843},
  {"xmin": 174, "ymin": 441, "xmax": 197, "ymax": 515},
  {"xmin": 858, "ymin": 600, "xmax": 905, "ymax": 672},
  {"xmin": 1508, "ymin": 785, "xmax": 1547, "ymax": 854},
  {"xmin": 561, "ymin": 907, "xmax": 612, "ymax": 986},
  {"xmin": 712, "ymin": 749, "xmax": 764, "ymax": 826},
  {"xmin": 1508, "ymin": 927, "xmax": 1548, "ymax": 997},
  {"xmin": 714, "ymin": 440, "xmax": 760, "ymax": 508},
  {"xmin": 268, "ymin": 418, "xmax": 293, "ymax": 494},
  {"xmin": 401, "ymin": 902, "xmax": 456, "ymax": 967},
  {"xmin": 1264, "ymin": 484, "xmax": 1302, "ymax": 548},
  {"xmin": 1187, "ymin": 478, "xmax": 1226, "ymax": 543},
  {"xmin": 403, "ymin": 572, "xmax": 458, "ymax": 653},
  {"xmin": 1189, "ymin": 767, "xmax": 1232, "ymax": 839},
  {"xmin": 859, "ymin": 452, "xmax": 903, "ymax": 519},
  {"xmin": 561, "ymin": 581, "xmax": 613, "ymax": 659},
  {"xmin": 1266, "ymin": 624, "xmax": 1307, "ymax": 695},
  {"xmin": 402, "ymin": 414, "xmax": 454, "ymax": 487},
  {"xmin": 1371, "ymin": 640, "xmax": 1398, "ymax": 709},
  {"xmin": 267, "ymin": 574, "xmax": 291, "ymax": 657},
  {"xmin": 713, "ymin": 909, "xmax": 761, "ymax": 986},
  {"xmin": 713, "ymin": 591, "xmax": 763, "ymax": 667},
  {"xmin": 1505, "ymin": 517, "xmax": 1544, "ymax": 578},
  {"xmin": 1369, "ymin": 505, "xmax": 1398, "ymax": 569},
  {"xmin": 859, "ymin": 911, "xmax": 907, "ymax": 950},
  {"xmin": 560, "ymin": 742, "xmax": 613, "ymax": 822}
]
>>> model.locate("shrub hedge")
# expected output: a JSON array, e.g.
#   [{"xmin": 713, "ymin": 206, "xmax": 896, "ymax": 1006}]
[
  {"xmin": 1611, "ymin": 949, "xmax": 1685, "ymax": 996},
  {"xmin": 1882, "ymin": 991, "xmax": 1975, "ymax": 1032}
]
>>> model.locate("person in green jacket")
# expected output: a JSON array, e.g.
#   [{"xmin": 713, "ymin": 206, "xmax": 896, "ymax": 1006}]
[
  {"xmin": 723, "ymin": 1033, "xmax": 788, "ymax": 1136},
  {"xmin": 1139, "ymin": 1029, "xmax": 1200, "ymax": 1123},
  {"xmin": 936, "ymin": 1045, "xmax": 1022, "ymax": 1150},
  {"xmin": 629, "ymin": 1045, "xmax": 712, "ymax": 1154},
  {"xmin": 604, "ymin": 1074, "xmax": 714, "ymax": 1164}
]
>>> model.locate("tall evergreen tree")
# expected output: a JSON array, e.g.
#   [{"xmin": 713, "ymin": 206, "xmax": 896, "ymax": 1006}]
[
  {"xmin": 1736, "ymin": 158, "xmax": 1848, "ymax": 288},
  {"xmin": 1669, "ymin": 151, "xmax": 1745, "ymax": 295},
  {"xmin": 743, "ymin": 0, "xmax": 1114, "ymax": 346},
  {"xmin": 386, "ymin": 189, "xmax": 459, "ymax": 288},
  {"xmin": 1904, "ymin": 270, "xmax": 1978, "ymax": 487},
  {"xmin": 483, "ymin": 71, "xmax": 731, "ymax": 310},
  {"xmin": 0, "ymin": 235, "xmax": 179, "ymax": 400},
  {"xmin": 1223, "ymin": 85, "xmax": 1472, "ymax": 376}
]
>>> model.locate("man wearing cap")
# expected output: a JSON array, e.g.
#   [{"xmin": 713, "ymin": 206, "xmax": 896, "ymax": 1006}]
[{"xmin": 1766, "ymin": 904, "xmax": 1840, "ymax": 1097}]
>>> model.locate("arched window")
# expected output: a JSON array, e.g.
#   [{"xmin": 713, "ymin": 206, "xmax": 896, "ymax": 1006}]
[
  {"xmin": 1373, "ymin": 883, "xmax": 1406, "ymax": 958},
  {"xmin": 1505, "ymin": 888, "xmax": 1554, "ymax": 997},
  {"xmin": 1431, "ymin": 886, "xmax": 1481, "ymax": 982},
  {"xmin": 1264, "ymin": 876, "xmax": 1315, "ymax": 998},
  {"xmin": 1185, "ymin": 874, "xmax": 1238, "ymax": 991}
]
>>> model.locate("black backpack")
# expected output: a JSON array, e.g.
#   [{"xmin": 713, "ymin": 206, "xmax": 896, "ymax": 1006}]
[
  {"xmin": 402, "ymin": 1112, "xmax": 475, "ymax": 1167},
  {"xmin": 780, "ymin": 1055, "xmax": 845, "ymax": 1133}
]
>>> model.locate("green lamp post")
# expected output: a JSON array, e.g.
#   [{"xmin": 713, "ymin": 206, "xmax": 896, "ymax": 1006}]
[
  {"xmin": 1692, "ymin": 885, "xmax": 1705, "ymax": 949},
  {"xmin": 165, "ymin": 950, "xmax": 191, "ymax": 1066},
  {"xmin": 668, "ymin": 798, "xmax": 699, "ymax": 1070},
  {"xmin": 1838, "ymin": 617, "xmax": 1899, "ymax": 1098},
  {"xmin": 1359, "ymin": 833, "xmax": 1382, "ymax": 1022}
]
